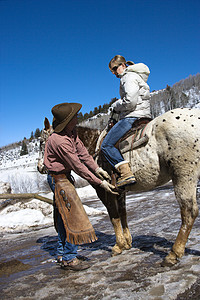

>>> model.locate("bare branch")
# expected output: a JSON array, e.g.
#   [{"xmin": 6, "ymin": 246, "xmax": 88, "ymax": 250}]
[{"xmin": 0, "ymin": 193, "xmax": 53, "ymax": 205}]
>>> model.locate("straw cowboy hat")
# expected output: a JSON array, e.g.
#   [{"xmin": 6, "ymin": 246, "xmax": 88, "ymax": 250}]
[{"xmin": 52, "ymin": 102, "xmax": 82, "ymax": 133}]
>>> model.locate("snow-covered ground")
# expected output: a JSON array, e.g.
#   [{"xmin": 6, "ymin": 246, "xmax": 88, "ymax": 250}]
[{"xmin": 0, "ymin": 184, "xmax": 107, "ymax": 233}]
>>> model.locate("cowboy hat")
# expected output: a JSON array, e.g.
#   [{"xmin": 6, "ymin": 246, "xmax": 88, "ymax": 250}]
[{"xmin": 52, "ymin": 102, "xmax": 82, "ymax": 133}]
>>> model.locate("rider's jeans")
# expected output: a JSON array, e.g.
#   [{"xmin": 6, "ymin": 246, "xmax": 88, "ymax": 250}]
[
  {"xmin": 47, "ymin": 173, "xmax": 78, "ymax": 261},
  {"xmin": 101, "ymin": 117, "xmax": 137, "ymax": 167}
]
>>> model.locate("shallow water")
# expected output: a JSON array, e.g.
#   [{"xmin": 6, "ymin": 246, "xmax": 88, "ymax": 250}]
[{"xmin": 0, "ymin": 182, "xmax": 200, "ymax": 299}]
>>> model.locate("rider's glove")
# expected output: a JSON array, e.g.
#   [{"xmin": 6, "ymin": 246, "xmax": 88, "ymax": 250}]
[
  {"xmin": 95, "ymin": 167, "xmax": 111, "ymax": 181},
  {"xmin": 100, "ymin": 180, "xmax": 119, "ymax": 195}
]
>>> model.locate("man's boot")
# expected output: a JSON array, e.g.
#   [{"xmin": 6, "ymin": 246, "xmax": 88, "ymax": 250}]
[{"xmin": 115, "ymin": 161, "xmax": 136, "ymax": 188}]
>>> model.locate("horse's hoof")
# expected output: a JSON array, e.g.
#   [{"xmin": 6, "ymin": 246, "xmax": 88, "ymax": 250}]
[
  {"xmin": 161, "ymin": 259, "xmax": 178, "ymax": 267},
  {"xmin": 161, "ymin": 251, "xmax": 179, "ymax": 267},
  {"xmin": 111, "ymin": 251, "xmax": 122, "ymax": 257},
  {"xmin": 123, "ymin": 243, "xmax": 132, "ymax": 250},
  {"xmin": 111, "ymin": 245, "xmax": 123, "ymax": 256}
]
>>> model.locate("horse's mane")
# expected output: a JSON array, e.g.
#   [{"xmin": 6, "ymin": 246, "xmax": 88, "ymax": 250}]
[{"xmin": 76, "ymin": 126, "xmax": 101, "ymax": 155}]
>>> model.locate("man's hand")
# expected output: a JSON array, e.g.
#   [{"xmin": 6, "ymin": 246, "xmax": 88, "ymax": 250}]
[
  {"xmin": 100, "ymin": 180, "xmax": 119, "ymax": 195},
  {"xmin": 95, "ymin": 167, "xmax": 111, "ymax": 181}
]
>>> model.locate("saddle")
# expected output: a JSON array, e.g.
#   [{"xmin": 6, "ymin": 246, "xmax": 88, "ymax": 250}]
[
  {"xmin": 95, "ymin": 117, "xmax": 152, "ymax": 156},
  {"xmin": 117, "ymin": 117, "xmax": 152, "ymax": 154},
  {"xmin": 54, "ymin": 175, "xmax": 97, "ymax": 245}
]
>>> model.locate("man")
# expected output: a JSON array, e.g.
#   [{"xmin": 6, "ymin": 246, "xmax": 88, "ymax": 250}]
[{"xmin": 44, "ymin": 102, "xmax": 117, "ymax": 271}]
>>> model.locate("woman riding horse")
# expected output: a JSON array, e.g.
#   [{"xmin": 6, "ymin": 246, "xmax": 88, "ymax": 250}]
[{"xmin": 101, "ymin": 55, "xmax": 151, "ymax": 188}]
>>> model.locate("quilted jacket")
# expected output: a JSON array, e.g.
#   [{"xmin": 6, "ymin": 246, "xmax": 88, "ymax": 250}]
[{"xmin": 111, "ymin": 63, "xmax": 151, "ymax": 119}]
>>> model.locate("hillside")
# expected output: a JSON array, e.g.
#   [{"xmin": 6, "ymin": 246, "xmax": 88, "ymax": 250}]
[{"xmin": 150, "ymin": 73, "xmax": 200, "ymax": 117}]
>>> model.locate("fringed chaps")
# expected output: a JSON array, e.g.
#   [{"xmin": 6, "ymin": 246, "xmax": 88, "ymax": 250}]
[{"xmin": 54, "ymin": 178, "xmax": 97, "ymax": 245}]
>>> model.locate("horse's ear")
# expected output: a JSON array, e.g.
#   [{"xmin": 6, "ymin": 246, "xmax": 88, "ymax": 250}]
[{"xmin": 44, "ymin": 117, "xmax": 50, "ymax": 130}]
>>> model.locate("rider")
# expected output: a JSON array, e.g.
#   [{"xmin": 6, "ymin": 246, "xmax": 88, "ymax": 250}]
[{"xmin": 101, "ymin": 55, "xmax": 151, "ymax": 188}]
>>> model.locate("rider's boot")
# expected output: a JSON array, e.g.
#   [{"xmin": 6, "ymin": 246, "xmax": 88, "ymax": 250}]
[{"xmin": 115, "ymin": 161, "xmax": 136, "ymax": 188}]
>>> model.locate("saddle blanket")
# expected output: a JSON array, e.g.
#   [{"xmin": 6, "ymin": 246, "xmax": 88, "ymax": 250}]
[
  {"xmin": 118, "ymin": 118, "xmax": 152, "ymax": 154},
  {"xmin": 94, "ymin": 118, "xmax": 152, "ymax": 157}
]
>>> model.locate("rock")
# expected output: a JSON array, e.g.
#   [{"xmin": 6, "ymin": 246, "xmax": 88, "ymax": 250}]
[{"xmin": 0, "ymin": 181, "xmax": 11, "ymax": 194}]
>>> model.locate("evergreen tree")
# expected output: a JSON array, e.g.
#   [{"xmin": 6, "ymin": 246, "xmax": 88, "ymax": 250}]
[
  {"xmin": 77, "ymin": 112, "xmax": 84, "ymax": 123},
  {"xmin": 94, "ymin": 107, "xmax": 99, "ymax": 115},
  {"xmin": 20, "ymin": 139, "xmax": 28, "ymax": 156},
  {"xmin": 83, "ymin": 112, "xmax": 89, "ymax": 120},
  {"xmin": 30, "ymin": 131, "xmax": 34, "ymax": 141},
  {"xmin": 88, "ymin": 110, "xmax": 93, "ymax": 118},
  {"xmin": 34, "ymin": 128, "xmax": 41, "ymax": 139},
  {"xmin": 102, "ymin": 103, "xmax": 109, "ymax": 112},
  {"xmin": 109, "ymin": 97, "xmax": 118, "ymax": 106}
]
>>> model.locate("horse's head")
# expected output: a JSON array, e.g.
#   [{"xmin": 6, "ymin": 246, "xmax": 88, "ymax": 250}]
[
  {"xmin": 37, "ymin": 119, "xmax": 101, "ymax": 173},
  {"xmin": 41, "ymin": 117, "xmax": 54, "ymax": 141},
  {"xmin": 37, "ymin": 117, "xmax": 53, "ymax": 174}
]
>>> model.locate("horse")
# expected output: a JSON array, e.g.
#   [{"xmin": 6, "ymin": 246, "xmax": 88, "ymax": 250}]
[{"xmin": 38, "ymin": 108, "xmax": 200, "ymax": 266}]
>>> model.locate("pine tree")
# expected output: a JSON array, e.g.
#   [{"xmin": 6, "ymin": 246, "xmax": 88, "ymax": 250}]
[
  {"xmin": 83, "ymin": 112, "xmax": 89, "ymax": 120},
  {"xmin": 77, "ymin": 112, "xmax": 84, "ymax": 123},
  {"xmin": 88, "ymin": 111, "xmax": 92, "ymax": 118},
  {"xmin": 94, "ymin": 107, "xmax": 99, "ymax": 115},
  {"xmin": 34, "ymin": 128, "xmax": 41, "ymax": 139},
  {"xmin": 20, "ymin": 139, "xmax": 28, "ymax": 156},
  {"xmin": 30, "ymin": 131, "xmax": 34, "ymax": 141}
]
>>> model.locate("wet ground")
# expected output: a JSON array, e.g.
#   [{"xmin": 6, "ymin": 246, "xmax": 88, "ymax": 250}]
[{"xmin": 0, "ymin": 182, "xmax": 200, "ymax": 299}]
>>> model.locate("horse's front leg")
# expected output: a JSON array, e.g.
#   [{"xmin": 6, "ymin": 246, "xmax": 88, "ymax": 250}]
[
  {"xmin": 109, "ymin": 192, "xmax": 132, "ymax": 255},
  {"xmin": 117, "ymin": 192, "xmax": 132, "ymax": 250},
  {"xmin": 163, "ymin": 180, "xmax": 199, "ymax": 266},
  {"xmin": 111, "ymin": 217, "xmax": 128, "ymax": 255},
  {"xmin": 95, "ymin": 185, "xmax": 127, "ymax": 255}
]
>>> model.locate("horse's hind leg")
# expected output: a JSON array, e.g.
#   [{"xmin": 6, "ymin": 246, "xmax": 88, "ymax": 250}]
[{"xmin": 164, "ymin": 178, "xmax": 199, "ymax": 266}]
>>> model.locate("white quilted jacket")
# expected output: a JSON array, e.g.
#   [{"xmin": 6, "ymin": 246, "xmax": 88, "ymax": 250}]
[{"xmin": 111, "ymin": 63, "xmax": 151, "ymax": 119}]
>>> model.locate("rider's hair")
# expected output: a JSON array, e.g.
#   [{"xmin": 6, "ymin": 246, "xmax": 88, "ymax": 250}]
[{"xmin": 108, "ymin": 55, "xmax": 134, "ymax": 72}]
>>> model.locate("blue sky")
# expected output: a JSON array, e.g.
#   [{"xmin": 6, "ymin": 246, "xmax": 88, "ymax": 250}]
[{"xmin": 0, "ymin": 0, "xmax": 200, "ymax": 147}]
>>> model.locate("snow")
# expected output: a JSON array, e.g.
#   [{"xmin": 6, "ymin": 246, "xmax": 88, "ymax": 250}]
[
  {"xmin": 0, "ymin": 183, "xmax": 106, "ymax": 232},
  {"xmin": 0, "ymin": 143, "xmax": 48, "ymax": 193},
  {"xmin": 194, "ymin": 102, "xmax": 200, "ymax": 109},
  {"xmin": 0, "ymin": 209, "xmax": 52, "ymax": 228},
  {"xmin": 0, "ymin": 182, "xmax": 107, "ymax": 233},
  {"xmin": 0, "ymin": 185, "xmax": 106, "ymax": 233}
]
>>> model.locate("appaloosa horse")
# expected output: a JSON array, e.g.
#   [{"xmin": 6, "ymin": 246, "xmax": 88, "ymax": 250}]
[{"xmin": 38, "ymin": 108, "xmax": 200, "ymax": 266}]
